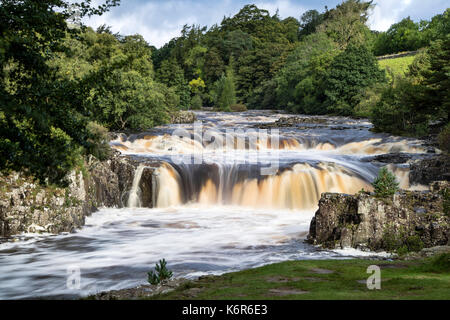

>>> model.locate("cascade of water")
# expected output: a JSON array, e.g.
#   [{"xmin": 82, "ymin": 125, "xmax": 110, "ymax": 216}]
[
  {"xmin": 155, "ymin": 161, "xmax": 373, "ymax": 210},
  {"xmin": 111, "ymin": 134, "xmax": 427, "ymax": 155},
  {"xmin": 127, "ymin": 164, "xmax": 146, "ymax": 208}
]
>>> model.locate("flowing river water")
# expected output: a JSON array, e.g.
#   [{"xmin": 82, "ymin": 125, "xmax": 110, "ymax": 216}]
[{"xmin": 0, "ymin": 111, "xmax": 432, "ymax": 299}]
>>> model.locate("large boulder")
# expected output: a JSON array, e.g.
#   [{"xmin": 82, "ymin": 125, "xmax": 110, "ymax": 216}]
[
  {"xmin": 171, "ymin": 111, "xmax": 197, "ymax": 124},
  {"xmin": 307, "ymin": 183, "xmax": 450, "ymax": 251}
]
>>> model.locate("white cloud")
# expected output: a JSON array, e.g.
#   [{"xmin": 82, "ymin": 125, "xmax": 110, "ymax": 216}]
[
  {"xmin": 85, "ymin": 2, "xmax": 195, "ymax": 47},
  {"xmin": 82, "ymin": 0, "xmax": 449, "ymax": 47},
  {"xmin": 368, "ymin": 0, "xmax": 447, "ymax": 31},
  {"xmin": 368, "ymin": 0, "xmax": 409, "ymax": 31},
  {"xmin": 84, "ymin": 0, "xmax": 308, "ymax": 47}
]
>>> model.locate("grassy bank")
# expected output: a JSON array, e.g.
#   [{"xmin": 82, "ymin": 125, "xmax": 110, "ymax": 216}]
[
  {"xmin": 148, "ymin": 255, "xmax": 450, "ymax": 300},
  {"xmin": 378, "ymin": 55, "xmax": 416, "ymax": 80}
]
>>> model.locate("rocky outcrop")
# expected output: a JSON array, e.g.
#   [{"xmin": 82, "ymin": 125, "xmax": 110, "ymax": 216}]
[
  {"xmin": 410, "ymin": 155, "xmax": 450, "ymax": 185},
  {"xmin": 0, "ymin": 151, "xmax": 159, "ymax": 237},
  {"xmin": 257, "ymin": 116, "xmax": 328, "ymax": 129},
  {"xmin": 307, "ymin": 182, "xmax": 450, "ymax": 251},
  {"xmin": 0, "ymin": 171, "xmax": 93, "ymax": 237},
  {"xmin": 362, "ymin": 153, "xmax": 415, "ymax": 164},
  {"xmin": 171, "ymin": 111, "xmax": 197, "ymax": 124}
]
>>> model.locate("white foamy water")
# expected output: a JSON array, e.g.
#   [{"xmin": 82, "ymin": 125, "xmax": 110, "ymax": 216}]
[{"xmin": 0, "ymin": 206, "xmax": 319, "ymax": 299}]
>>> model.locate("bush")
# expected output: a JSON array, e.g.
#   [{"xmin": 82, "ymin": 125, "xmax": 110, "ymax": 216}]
[
  {"xmin": 147, "ymin": 259, "xmax": 173, "ymax": 285},
  {"xmin": 427, "ymin": 253, "xmax": 450, "ymax": 273},
  {"xmin": 229, "ymin": 104, "xmax": 247, "ymax": 112},
  {"xmin": 438, "ymin": 123, "xmax": 450, "ymax": 153},
  {"xmin": 370, "ymin": 75, "xmax": 429, "ymax": 135},
  {"xmin": 85, "ymin": 122, "xmax": 111, "ymax": 161},
  {"xmin": 382, "ymin": 225, "xmax": 423, "ymax": 255},
  {"xmin": 353, "ymin": 83, "xmax": 385, "ymax": 118},
  {"xmin": 372, "ymin": 167, "xmax": 399, "ymax": 197},
  {"xmin": 213, "ymin": 69, "xmax": 236, "ymax": 112},
  {"xmin": 190, "ymin": 94, "xmax": 203, "ymax": 110}
]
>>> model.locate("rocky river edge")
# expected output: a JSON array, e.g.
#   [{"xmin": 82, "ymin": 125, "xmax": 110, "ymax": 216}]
[{"xmin": 0, "ymin": 150, "xmax": 162, "ymax": 237}]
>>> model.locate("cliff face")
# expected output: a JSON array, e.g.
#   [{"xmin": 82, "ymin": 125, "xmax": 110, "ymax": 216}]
[
  {"xmin": 307, "ymin": 181, "xmax": 450, "ymax": 251},
  {"xmin": 0, "ymin": 151, "xmax": 157, "ymax": 237}
]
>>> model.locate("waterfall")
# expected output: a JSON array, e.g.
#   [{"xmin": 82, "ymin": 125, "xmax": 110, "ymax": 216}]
[
  {"xmin": 111, "ymin": 135, "xmax": 426, "ymax": 155},
  {"xmin": 154, "ymin": 162, "xmax": 373, "ymax": 210},
  {"xmin": 110, "ymin": 116, "xmax": 428, "ymax": 210},
  {"xmin": 127, "ymin": 164, "xmax": 146, "ymax": 208}
]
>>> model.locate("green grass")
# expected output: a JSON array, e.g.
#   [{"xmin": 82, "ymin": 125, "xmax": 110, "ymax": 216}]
[
  {"xmin": 149, "ymin": 255, "xmax": 450, "ymax": 300},
  {"xmin": 378, "ymin": 55, "xmax": 416, "ymax": 81}
]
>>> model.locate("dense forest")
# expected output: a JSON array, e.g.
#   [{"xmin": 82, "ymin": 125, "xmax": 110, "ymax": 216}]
[{"xmin": 1, "ymin": 0, "xmax": 449, "ymax": 186}]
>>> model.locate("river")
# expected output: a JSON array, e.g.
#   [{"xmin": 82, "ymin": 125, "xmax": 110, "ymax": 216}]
[{"xmin": 0, "ymin": 111, "xmax": 430, "ymax": 299}]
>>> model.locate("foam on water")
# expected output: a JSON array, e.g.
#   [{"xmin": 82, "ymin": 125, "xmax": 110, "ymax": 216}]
[{"xmin": 0, "ymin": 206, "xmax": 317, "ymax": 299}]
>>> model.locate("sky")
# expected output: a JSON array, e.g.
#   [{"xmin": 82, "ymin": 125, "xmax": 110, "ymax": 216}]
[{"xmin": 84, "ymin": 0, "xmax": 449, "ymax": 48}]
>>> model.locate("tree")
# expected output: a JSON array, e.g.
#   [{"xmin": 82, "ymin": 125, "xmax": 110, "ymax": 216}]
[
  {"xmin": 223, "ymin": 30, "xmax": 253, "ymax": 63},
  {"xmin": 188, "ymin": 77, "xmax": 206, "ymax": 94},
  {"xmin": 191, "ymin": 94, "xmax": 203, "ymax": 109},
  {"xmin": 156, "ymin": 58, "xmax": 191, "ymax": 109},
  {"xmin": 213, "ymin": 68, "xmax": 237, "ymax": 112},
  {"xmin": 0, "ymin": 0, "xmax": 119, "ymax": 186},
  {"xmin": 281, "ymin": 17, "xmax": 301, "ymax": 43},
  {"xmin": 372, "ymin": 167, "xmax": 399, "ymax": 197},
  {"xmin": 371, "ymin": 35, "xmax": 449, "ymax": 136},
  {"xmin": 273, "ymin": 32, "xmax": 338, "ymax": 113},
  {"xmin": 317, "ymin": 0, "xmax": 373, "ymax": 49},
  {"xmin": 203, "ymin": 47, "xmax": 225, "ymax": 85},
  {"xmin": 184, "ymin": 45, "xmax": 207, "ymax": 79},
  {"xmin": 373, "ymin": 9, "xmax": 450, "ymax": 56},
  {"xmin": 236, "ymin": 42, "xmax": 292, "ymax": 104},
  {"xmin": 373, "ymin": 17, "xmax": 424, "ymax": 55},
  {"xmin": 370, "ymin": 76, "xmax": 427, "ymax": 135},
  {"xmin": 87, "ymin": 69, "xmax": 175, "ymax": 131},
  {"xmin": 221, "ymin": 5, "xmax": 272, "ymax": 36},
  {"xmin": 420, "ymin": 36, "xmax": 450, "ymax": 122},
  {"xmin": 324, "ymin": 45, "xmax": 385, "ymax": 115},
  {"xmin": 299, "ymin": 10, "xmax": 324, "ymax": 39},
  {"xmin": 422, "ymin": 8, "xmax": 450, "ymax": 44}
]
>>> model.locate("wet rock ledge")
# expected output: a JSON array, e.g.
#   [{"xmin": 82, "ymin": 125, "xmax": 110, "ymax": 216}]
[
  {"xmin": 0, "ymin": 151, "xmax": 158, "ymax": 237},
  {"xmin": 307, "ymin": 181, "xmax": 450, "ymax": 251}
]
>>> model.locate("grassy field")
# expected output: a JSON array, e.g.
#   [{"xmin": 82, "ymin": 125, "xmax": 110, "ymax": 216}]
[
  {"xmin": 378, "ymin": 55, "xmax": 416, "ymax": 80},
  {"xmin": 149, "ymin": 254, "xmax": 450, "ymax": 300}
]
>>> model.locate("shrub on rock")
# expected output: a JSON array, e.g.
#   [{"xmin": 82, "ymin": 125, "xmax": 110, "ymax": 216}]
[{"xmin": 372, "ymin": 167, "xmax": 399, "ymax": 197}]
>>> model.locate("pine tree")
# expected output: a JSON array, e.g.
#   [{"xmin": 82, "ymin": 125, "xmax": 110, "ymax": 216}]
[{"xmin": 372, "ymin": 167, "xmax": 399, "ymax": 197}]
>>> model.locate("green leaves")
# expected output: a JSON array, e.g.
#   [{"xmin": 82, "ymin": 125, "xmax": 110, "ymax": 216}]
[
  {"xmin": 372, "ymin": 167, "xmax": 399, "ymax": 198},
  {"xmin": 147, "ymin": 259, "xmax": 173, "ymax": 285},
  {"xmin": 373, "ymin": 9, "xmax": 450, "ymax": 56},
  {"xmin": 324, "ymin": 45, "xmax": 385, "ymax": 115},
  {"xmin": 371, "ymin": 34, "xmax": 449, "ymax": 136},
  {"xmin": 0, "ymin": 1, "xmax": 122, "ymax": 186},
  {"xmin": 213, "ymin": 68, "xmax": 236, "ymax": 112}
]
